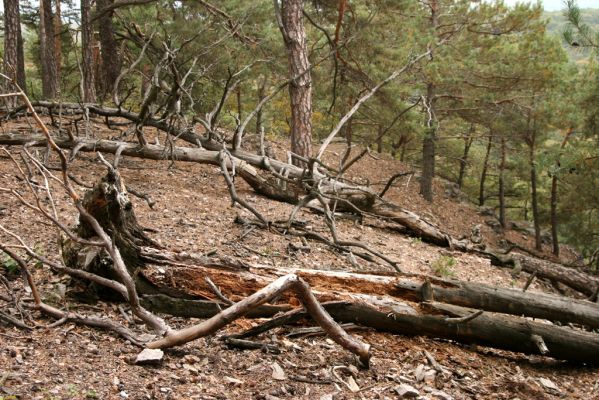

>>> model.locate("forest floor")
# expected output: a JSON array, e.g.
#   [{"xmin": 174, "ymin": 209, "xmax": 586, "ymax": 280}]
[{"xmin": 0, "ymin": 117, "xmax": 598, "ymax": 399}]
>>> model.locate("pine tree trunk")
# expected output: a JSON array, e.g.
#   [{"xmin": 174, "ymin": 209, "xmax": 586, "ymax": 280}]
[
  {"xmin": 550, "ymin": 129, "xmax": 573, "ymax": 256},
  {"xmin": 498, "ymin": 136, "xmax": 507, "ymax": 228},
  {"xmin": 279, "ymin": 0, "xmax": 312, "ymax": 165},
  {"xmin": 457, "ymin": 126, "xmax": 474, "ymax": 188},
  {"xmin": 376, "ymin": 124, "xmax": 383, "ymax": 153},
  {"xmin": 54, "ymin": 0, "xmax": 62, "ymax": 80},
  {"xmin": 529, "ymin": 130, "xmax": 542, "ymax": 251},
  {"xmin": 96, "ymin": 0, "xmax": 121, "ymax": 99},
  {"xmin": 81, "ymin": 0, "xmax": 96, "ymax": 103},
  {"xmin": 255, "ymin": 77, "xmax": 266, "ymax": 135},
  {"xmin": 478, "ymin": 135, "xmax": 493, "ymax": 206},
  {"xmin": 420, "ymin": 84, "xmax": 436, "ymax": 202},
  {"xmin": 420, "ymin": 132, "xmax": 435, "ymax": 202},
  {"xmin": 39, "ymin": 0, "xmax": 59, "ymax": 99},
  {"xmin": 2, "ymin": 0, "xmax": 26, "ymax": 96},
  {"xmin": 420, "ymin": 2, "xmax": 438, "ymax": 202}
]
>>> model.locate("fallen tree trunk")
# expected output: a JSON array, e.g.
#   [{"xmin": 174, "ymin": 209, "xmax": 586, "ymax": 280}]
[
  {"xmin": 329, "ymin": 301, "xmax": 599, "ymax": 364},
  {"xmin": 140, "ymin": 295, "xmax": 599, "ymax": 363},
  {"xmin": 394, "ymin": 277, "xmax": 599, "ymax": 329},
  {"xmin": 2, "ymin": 132, "xmax": 598, "ymax": 299},
  {"xmin": 485, "ymin": 250, "xmax": 599, "ymax": 300},
  {"xmin": 144, "ymin": 260, "xmax": 599, "ymax": 331}
]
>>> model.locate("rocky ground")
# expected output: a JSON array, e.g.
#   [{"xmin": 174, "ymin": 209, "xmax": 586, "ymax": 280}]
[{"xmin": 0, "ymin": 116, "xmax": 597, "ymax": 399}]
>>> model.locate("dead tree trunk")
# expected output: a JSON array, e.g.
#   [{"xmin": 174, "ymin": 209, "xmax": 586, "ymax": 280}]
[{"xmin": 61, "ymin": 169, "xmax": 157, "ymax": 297}]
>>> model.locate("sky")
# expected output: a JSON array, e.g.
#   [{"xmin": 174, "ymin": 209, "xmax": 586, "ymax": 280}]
[{"xmin": 503, "ymin": 0, "xmax": 598, "ymax": 11}]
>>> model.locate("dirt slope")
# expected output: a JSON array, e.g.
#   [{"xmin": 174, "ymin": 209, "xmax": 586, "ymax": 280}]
[{"xmin": 0, "ymin": 118, "xmax": 597, "ymax": 399}]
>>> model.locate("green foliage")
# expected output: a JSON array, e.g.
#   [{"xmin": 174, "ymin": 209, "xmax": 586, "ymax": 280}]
[
  {"xmin": 431, "ymin": 256, "xmax": 456, "ymax": 278},
  {"xmin": 1, "ymin": 252, "xmax": 20, "ymax": 277}
]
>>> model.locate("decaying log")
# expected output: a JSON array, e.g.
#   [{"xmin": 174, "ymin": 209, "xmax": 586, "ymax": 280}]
[
  {"xmin": 144, "ymin": 291, "xmax": 599, "ymax": 364},
  {"xmin": 394, "ymin": 277, "xmax": 599, "ymax": 329},
  {"xmin": 331, "ymin": 302, "xmax": 599, "ymax": 364},
  {"xmin": 485, "ymin": 249, "xmax": 599, "ymax": 300}
]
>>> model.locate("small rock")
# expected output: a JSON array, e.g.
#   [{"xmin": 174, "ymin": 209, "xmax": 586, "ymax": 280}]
[
  {"xmin": 423, "ymin": 369, "xmax": 437, "ymax": 384},
  {"xmin": 539, "ymin": 377, "xmax": 560, "ymax": 392},
  {"xmin": 135, "ymin": 348, "xmax": 164, "ymax": 365},
  {"xmin": 224, "ymin": 376, "xmax": 244, "ymax": 385},
  {"xmin": 87, "ymin": 344, "xmax": 99, "ymax": 354},
  {"xmin": 414, "ymin": 364, "xmax": 426, "ymax": 382},
  {"xmin": 395, "ymin": 383, "xmax": 420, "ymax": 398},
  {"xmin": 119, "ymin": 391, "xmax": 129, "ymax": 398},
  {"xmin": 346, "ymin": 376, "xmax": 360, "ymax": 392},
  {"xmin": 271, "ymin": 362, "xmax": 286, "ymax": 381},
  {"xmin": 430, "ymin": 389, "xmax": 454, "ymax": 400}
]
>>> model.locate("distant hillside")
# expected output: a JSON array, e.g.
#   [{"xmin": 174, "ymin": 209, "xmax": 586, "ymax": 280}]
[{"xmin": 544, "ymin": 8, "xmax": 599, "ymax": 62}]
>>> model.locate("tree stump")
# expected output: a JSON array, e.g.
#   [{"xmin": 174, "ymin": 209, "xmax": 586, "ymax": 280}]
[{"xmin": 62, "ymin": 169, "xmax": 156, "ymax": 299}]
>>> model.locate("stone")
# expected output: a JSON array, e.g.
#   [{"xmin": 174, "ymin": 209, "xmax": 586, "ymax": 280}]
[
  {"xmin": 539, "ymin": 377, "xmax": 559, "ymax": 392},
  {"xmin": 134, "ymin": 348, "xmax": 164, "ymax": 365},
  {"xmin": 395, "ymin": 383, "xmax": 420, "ymax": 398}
]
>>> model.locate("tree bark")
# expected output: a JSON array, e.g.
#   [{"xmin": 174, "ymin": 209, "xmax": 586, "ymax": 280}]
[
  {"xmin": 376, "ymin": 124, "xmax": 383, "ymax": 153},
  {"xmin": 277, "ymin": 0, "xmax": 313, "ymax": 165},
  {"xmin": 529, "ymin": 129, "xmax": 542, "ymax": 251},
  {"xmin": 394, "ymin": 278, "xmax": 599, "ymax": 329},
  {"xmin": 39, "ymin": 0, "xmax": 59, "ymax": 99},
  {"xmin": 498, "ymin": 135, "xmax": 507, "ymax": 228},
  {"xmin": 419, "ymin": 1, "xmax": 438, "ymax": 202},
  {"xmin": 54, "ymin": 0, "xmax": 62, "ymax": 80},
  {"xmin": 96, "ymin": 0, "xmax": 122, "ymax": 99},
  {"xmin": 550, "ymin": 129, "xmax": 573, "ymax": 256},
  {"xmin": 81, "ymin": 0, "xmax": 97, "ymax": 103},
  {"xmin": 478, "ymin": 134, "xmax": 493, "ymax": 206},
  {"xmin": 420, "ymin": 85, "xmax": 436, "ymax": 202},
  {"xmin": 255, "ymin": 77, "xmax": 266, "ymax": 135},
  {"xmin": 2, "ymin": 0, "xmax": 26, "ymax": 94},
  {"xmin": 457, "ymin": 125, "xmax": 474, "ymax": 188}
]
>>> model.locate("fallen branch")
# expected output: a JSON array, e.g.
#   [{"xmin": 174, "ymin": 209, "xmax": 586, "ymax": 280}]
[{"xmin": 147, "ymin": 274, "xmax": 371, "ymax": 367}]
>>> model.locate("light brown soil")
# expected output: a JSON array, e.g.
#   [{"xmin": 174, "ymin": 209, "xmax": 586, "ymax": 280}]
[{"xmin": 1, "ymin": 117, "xmax": 597, "ymax": 399}]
